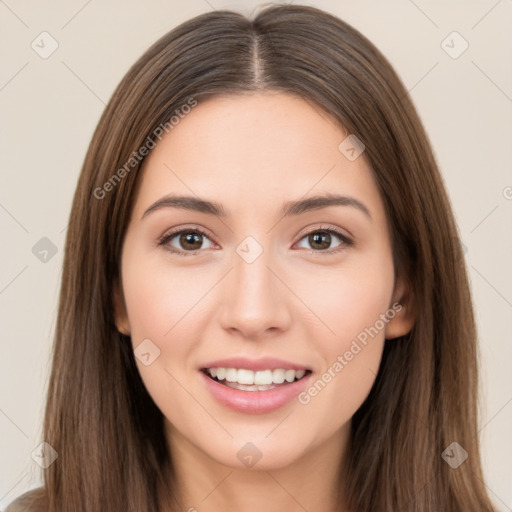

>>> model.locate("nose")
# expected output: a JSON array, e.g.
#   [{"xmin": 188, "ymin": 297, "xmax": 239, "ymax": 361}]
[{"xmin": 218, "ymin": 245, "xmax": 292, "ymax": 340}]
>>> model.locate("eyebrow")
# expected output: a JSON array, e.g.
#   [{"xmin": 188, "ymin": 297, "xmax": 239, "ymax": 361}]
[{"xmin": 142, "ymin": 193, "xmax": 372, "ymax": 220}]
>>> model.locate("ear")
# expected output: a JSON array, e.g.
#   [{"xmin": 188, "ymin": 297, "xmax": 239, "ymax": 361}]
[
  {"xmin": 385, "ymin": 275, "xmax": 415, "ymax": 340},
  {"xmin": 113, "ymin": 280, "xmax": 131, "ymax": 336}
]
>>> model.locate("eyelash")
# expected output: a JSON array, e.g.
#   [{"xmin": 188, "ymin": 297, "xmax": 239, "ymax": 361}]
[{"xmin": 157, "ymin": 225, "xmax": 354, "ymax": 257}]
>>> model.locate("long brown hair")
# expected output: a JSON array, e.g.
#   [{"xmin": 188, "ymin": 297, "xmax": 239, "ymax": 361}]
[{"xmin": 9, "ymin": 4, "xmax": 496, "ymax": 511}]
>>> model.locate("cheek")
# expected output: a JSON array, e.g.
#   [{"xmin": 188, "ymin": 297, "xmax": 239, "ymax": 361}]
[
  {"xmin": 121, "ymin": 245, "xmax": 211, "ymax": 343},
  {"xmin": 303, "ymin": 251, "xmax": 394, "ymax": 345},
  {"xmin": 120, "ymin": 250, "xmax": 214, "ymax": 418},
  {"xmin": 120, "ymin": 245, "xmax": 215, "ymax": 393},
  {"xmin": 296, "ymin": 253, "xmax": 394, "ymax": 414}
]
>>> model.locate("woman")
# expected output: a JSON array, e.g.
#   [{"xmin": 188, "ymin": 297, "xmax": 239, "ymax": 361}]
[{"xmin": 7, "ymin": 4, "xmax": 497, "ymax": 511}]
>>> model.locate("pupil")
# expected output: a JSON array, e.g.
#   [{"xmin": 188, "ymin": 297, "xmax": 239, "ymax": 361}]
[
  {"xmin": 182, "ymin": 232, "xmax": 201, "ymax": 249},
  {"xmin": 311, "ymin": 232, "xmax": 330, "ymax": 249}
]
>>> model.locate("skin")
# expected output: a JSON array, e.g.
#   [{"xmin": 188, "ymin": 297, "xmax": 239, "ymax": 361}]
[{"xmin": 114, "ymin": 92, "xmax": 415, "ymax": 512}]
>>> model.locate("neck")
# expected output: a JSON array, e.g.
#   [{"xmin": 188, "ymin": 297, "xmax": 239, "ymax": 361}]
[{"xmin": 162, "ymin": 421, "xmax": 351, "ymax": 512}]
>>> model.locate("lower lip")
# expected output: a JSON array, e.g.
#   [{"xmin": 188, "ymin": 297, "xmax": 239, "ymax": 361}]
[{"xmin": 200, "ymin": 370, "xmax": 312, "ymax": 414}]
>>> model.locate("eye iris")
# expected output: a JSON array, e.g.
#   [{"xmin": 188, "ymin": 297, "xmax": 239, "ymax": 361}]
[
  {"xmin": 310, "ymin": 231, "xmax": 331, "ymax": 250},
  {"xmin": 180, "ymin": 232, "xmax": 202, "ymax": 250},
  {"xmin": 171, "ymin": 229, "xmax": 340, "ymax": 252}
]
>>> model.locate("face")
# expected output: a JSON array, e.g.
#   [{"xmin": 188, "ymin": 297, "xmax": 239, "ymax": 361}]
[{"xmin": 115, "ymin": 92, "xmax": 413, "ymax": 471}]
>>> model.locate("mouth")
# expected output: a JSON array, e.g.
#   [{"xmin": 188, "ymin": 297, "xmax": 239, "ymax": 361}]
[
  {"xmin": 199, "ymin": 357, "xmax": 314, "ymax": 413},
  {"xmin": 201, "ymin": 367, "xmax": 313, "ymax": 392}
]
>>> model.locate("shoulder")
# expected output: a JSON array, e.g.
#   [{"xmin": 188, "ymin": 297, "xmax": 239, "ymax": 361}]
[{"xmin": 4, "ymin": 488, "xmax": 47, "ymax": 512}]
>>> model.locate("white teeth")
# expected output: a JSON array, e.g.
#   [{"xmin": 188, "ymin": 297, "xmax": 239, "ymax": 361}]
[
  {"xmin": 272, "ymin": 369, "xmax": 286, "ymax": 384},
  {"xmin": 225, "ymin": 368, "xmax": 238, "ymax": 382},
  {"xmin": 224, "ymin": 382, "xmax": 276, "ymax": 391},
  {"xmin": 284, "ymin": 369, "xmax": 295, "ymax": 382},
  {"xmin": 205, "ymin": 367, "xmax": 308, "ymax": 386},
  {"xmin": 254, "ymin": 370, "xmax": 273, "ymax": 385},
  {"xmin": 237, "ymin": 369, "xmax": 255, "ymax": 385}
]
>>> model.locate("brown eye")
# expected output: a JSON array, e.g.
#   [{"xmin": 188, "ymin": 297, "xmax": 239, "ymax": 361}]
[
  {"xmin": 296, "ymin": 227, "xmax": 353, "ymax": 253},
  {"xmin": 307, "ymin": 231, "xmax": 333, "ymax": 250},
  {"xmin": 159, "ymin": 229, "xmax": 215, "ymax": 255},
  {"xmin": 177, "ymin": 231, "xmax": 203, "ymax": 250}
]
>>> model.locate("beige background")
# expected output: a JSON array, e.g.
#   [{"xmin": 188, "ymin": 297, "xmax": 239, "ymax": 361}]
[{"xmin": 1, "ymin": 0, "xmax": 511, "ymax": 509}]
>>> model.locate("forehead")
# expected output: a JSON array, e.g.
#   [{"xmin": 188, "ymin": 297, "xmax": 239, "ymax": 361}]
[
  {"xmin": 131, "ymin": 92, "xmax": 384, "ymax": 223},
  {"xmin": 157, "ymin": 92, "xmax": 347, "ymax": 173}
]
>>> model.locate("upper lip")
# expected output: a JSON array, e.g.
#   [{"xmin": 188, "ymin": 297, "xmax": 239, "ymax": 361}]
[{"xmin": 201, "ymin": 357, "xmax": 311, "ymax": 372}]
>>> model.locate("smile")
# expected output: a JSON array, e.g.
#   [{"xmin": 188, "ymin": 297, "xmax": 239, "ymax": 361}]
[
  {"xmin": 200, "ymin": 365, "xmax": 313, "ymax": 414},
  {"xmin": 203, "ymin": 367, "xmax": 309, "ymax": 391}
]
